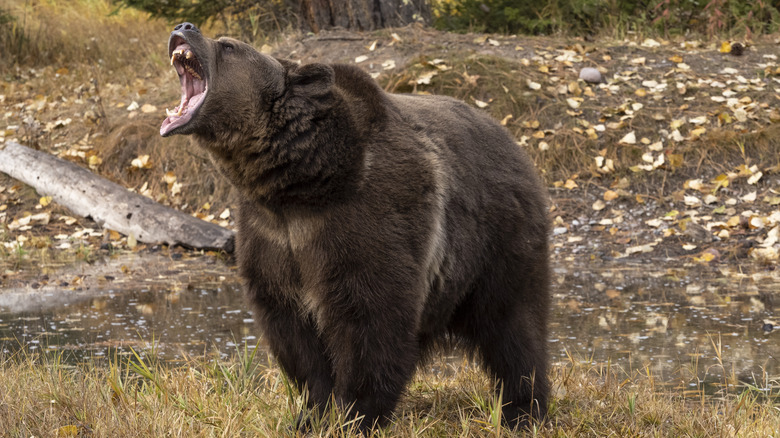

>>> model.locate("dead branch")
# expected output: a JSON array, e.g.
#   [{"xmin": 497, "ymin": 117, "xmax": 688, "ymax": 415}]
[{"xmin": 0, "ymin": 141, "xmax": 234, "ymax": 252}]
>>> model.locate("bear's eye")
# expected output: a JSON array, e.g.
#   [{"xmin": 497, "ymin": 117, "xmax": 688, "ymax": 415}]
[{"xmin": 220, "ymin": 42, "xmax": 235, "ymax": 52}]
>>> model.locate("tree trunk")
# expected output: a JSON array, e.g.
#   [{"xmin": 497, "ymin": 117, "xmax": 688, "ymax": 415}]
[
  {"xmin": 0, "ymin": 141, "xmax": 235, "ymax": 252},
  {"xmin": 300, "ymin": 0, "xmax": 431, "ymax": 32}
]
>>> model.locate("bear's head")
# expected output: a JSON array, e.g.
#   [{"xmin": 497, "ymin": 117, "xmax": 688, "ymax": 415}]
[{"xmin": 160, "ymin": 23, "xmax": 335, "ymax": 140}]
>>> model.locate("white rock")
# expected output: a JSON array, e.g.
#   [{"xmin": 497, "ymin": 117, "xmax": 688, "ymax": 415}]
[{"xmin": 579, "ymin": 67, "xmax": 603, "ymax": 84}]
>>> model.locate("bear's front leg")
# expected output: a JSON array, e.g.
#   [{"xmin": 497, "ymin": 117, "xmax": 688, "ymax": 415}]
[
  {"xmin": 249, "ymin": 284, "xmax": 335, "ymax": 415},
  {"xmin": 315, "ymin": 276, "xmax": 424, "ymax": 431}
]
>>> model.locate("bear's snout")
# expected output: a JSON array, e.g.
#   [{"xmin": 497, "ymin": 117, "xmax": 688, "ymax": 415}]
[{"xmin": 172, "ymin": 22, "xmax": 200, "ymax": 34}]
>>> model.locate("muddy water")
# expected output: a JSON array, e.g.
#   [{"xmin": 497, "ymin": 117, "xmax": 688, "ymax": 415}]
[
  {"xmin": 549, "ymin": 260, "xmax": 779, "ymax": 393},
  {"xmin": 0, "ymin": 252, "xmax": 258, "ymax": 361},
  {"xmin": 1, "ymin": 253, "xmax": 778, "ymax": 391},
  {"xmin": 0, "ymin": 281, "xmax": 257, "ymax": 361}
]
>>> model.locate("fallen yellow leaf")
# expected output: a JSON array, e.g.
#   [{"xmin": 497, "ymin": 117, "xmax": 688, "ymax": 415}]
[
  {"xmin": 130, "ymin": 155, "xmax": 152, "ymax": 169},
  {"xmin": 163, "ymin": 171, "xmax": 177, "ymax": 185},
  {"xmin": 603, "ymin": 190, "xmax": 619, "ymax": 201},
  {"xmin": 566, "ymin": 98, "xmax": 582, "ymax": 109},
  {"xmin": 140, "ymin": 103, "xmax": 157, "ymax": 114},
  {"xmin": 568, "ymin": 81, "xmax": 582, "ymax": 96},
  {"xmin": 712, "ymin": 173, "xmax": 730, "ymax": 191},
  {"xmin": 619, "ymin": 131, "xmax": 636, "ymax": 145},
  {"xmin": 667, "ymin": 154, "xmax": 684, "ymax": 169},
  {"xmin": 88, "ymin": 155, "xmax": 102, "ymax": 169},
  {"xmin": 472, "ymin": 98, "xmax": 489, "ymax": 108},
  {"xmin": 694, "ymin": 251, "xmax": 716, "ymax": 263},
  {"xmin": 171, "ymin": 182, "xmax": 182, "ymax": 197},
  {"xmin": 56, "ymin": 425, "xmax": 78, "ymax": 437},
  {"xmin": 690, "ymin": 126, "xmax": 707, "ymax": 139}
]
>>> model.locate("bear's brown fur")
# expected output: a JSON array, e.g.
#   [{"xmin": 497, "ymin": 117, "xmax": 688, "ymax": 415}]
[{"xmin": 161, "ymin": 22, "xmax": 550, "ymax": 431}]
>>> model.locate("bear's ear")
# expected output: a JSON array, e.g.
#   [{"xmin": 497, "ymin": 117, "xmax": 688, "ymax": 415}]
[{"xmin": 289, "ymin": 63, "xmax": 334, "ymax": 97}]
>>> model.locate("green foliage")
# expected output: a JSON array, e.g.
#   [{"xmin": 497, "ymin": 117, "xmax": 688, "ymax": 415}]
[
  {"xmin": 115, "ymin": 0, "xmax": 297, "ymax": 42},
  {"xmin": 653, "ymin": 0, "xmax": 780, "ymax": 37},
  {"xmin": 432, "ymin": 0, "xmax": 780, "ymax": 36},
  {"xmin": 431, "ymin": 0, "xmax": 639, "ymax": 34},
  {"xmin": 114, "ymin": 0, "xmax": 229, "ymax": 27},
  {"xmin": 433, "ymin": 0, "xmax": 553, "ymax": 34}
]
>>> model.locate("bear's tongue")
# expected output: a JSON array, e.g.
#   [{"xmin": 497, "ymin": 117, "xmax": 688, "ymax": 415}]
[{"xmin": 160, "ymin": 43, "xmax": 207, "ymax": 136}]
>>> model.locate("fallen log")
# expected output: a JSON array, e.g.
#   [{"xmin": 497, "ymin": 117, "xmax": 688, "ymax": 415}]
[{"xmin": 0, "ymin": 141, "xmax": 234, "ymax": 252}]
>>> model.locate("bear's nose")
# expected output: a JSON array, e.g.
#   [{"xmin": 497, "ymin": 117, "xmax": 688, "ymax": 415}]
[{"xmin": 173, "ymin": 22, "xmax": 199, "ymax": 33}]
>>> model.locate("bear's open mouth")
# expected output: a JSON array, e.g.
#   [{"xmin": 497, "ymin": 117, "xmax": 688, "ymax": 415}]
[{"xmin": 160, "ymin": 36, "xmax": 207, "ymax": 136}]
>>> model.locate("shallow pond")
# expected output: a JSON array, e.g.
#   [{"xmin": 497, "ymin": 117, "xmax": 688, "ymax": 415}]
[
  {"xmin": 549, "ymin": 260, "xmax": 778, "ymax": 394},
  {"xmin": 1, "ymin": 253, "xmax": 777, "ymax": 392}
]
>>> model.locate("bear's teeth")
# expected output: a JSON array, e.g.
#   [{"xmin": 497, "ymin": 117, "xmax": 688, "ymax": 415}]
[
  {"xmin": 185, "ymin": 50, "xmax": 193, "ymax": 59},
  {"xmin": 166, "ymin": 107, "xmax": 181, "ymax": 117},
  {"xmin": 171, "ymin": 49, "xmax": 184, "ymax": 65},
  {"xmin": 183, "ymin": 64, "xmax": 202, "ymax": 80}
]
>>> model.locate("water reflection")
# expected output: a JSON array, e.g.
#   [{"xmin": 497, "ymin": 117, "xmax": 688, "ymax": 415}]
[
  {"xmin": 0, "ymin": 281, "xmax": 257, "ymax": 361},
  {"xmin": 549, "ymin": 261, "xmax": 779, "ymax": 392},
  {"xmin": 0, "ymin": 254, "xmax": 777, "ymax": 392}
]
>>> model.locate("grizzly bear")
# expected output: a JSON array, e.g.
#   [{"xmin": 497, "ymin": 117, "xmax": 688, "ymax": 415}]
[{"xmin": 160, "ymin": 22, "xmax": 550, "ymax": 431}]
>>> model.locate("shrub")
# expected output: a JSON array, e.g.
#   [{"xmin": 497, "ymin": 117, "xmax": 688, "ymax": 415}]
[
  {"xmin": 431, "ymin": 0, "xmax": 780, "ymax": 37},
  {"xmin": 115, "ymin": 0, "xmax": 298, "ymax": 42}
]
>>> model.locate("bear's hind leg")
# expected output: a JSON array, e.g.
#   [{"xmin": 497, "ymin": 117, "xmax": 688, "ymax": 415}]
[
  {"xmin": 481, "ymin": 315, "xmax": 550, "ymax": 429},
  {"xmin": 453, "ymin": 273, "xmax": 550, "ymax": 429}
]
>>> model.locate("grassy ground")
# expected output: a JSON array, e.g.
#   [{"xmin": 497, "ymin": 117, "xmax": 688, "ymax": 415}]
[{"xmin": 1, "ymin": 346, "xmax": 779, "ymax": 437}]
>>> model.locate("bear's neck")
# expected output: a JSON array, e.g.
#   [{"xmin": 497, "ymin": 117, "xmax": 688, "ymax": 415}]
[{"xmin": 200, "ymin": 89, "xmax": 365, "ymax": 208}]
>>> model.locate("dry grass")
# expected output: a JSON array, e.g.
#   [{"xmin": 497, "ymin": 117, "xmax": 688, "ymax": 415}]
[
  {"xmin": 1, "ymin": 346, "xmax": 778, "ymax": 437},
  {"xmin": 0, "ymin": 0, "xmax": 167, "ymax": 71},
  {"xmin": 96, "ymin": 122, "xmax": 236, "ymax": 217}
]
